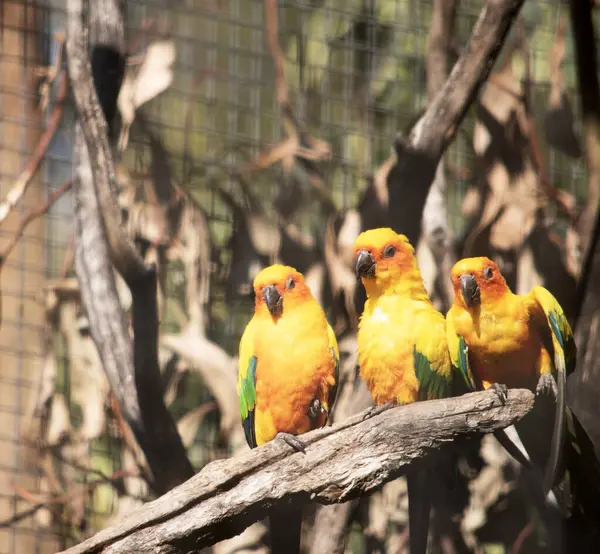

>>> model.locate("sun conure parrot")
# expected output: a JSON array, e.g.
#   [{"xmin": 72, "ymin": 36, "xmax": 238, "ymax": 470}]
[
  {"xmin": 354, "ymin": 227, "xmax": 455, "ymax": 554},
  {"xmin": 238, "ymin": 263, "xmax": 339, "ymax": 554},
  {"xmin": 446, "ymin": 256, "xmax": 600, "ymax": 543}
]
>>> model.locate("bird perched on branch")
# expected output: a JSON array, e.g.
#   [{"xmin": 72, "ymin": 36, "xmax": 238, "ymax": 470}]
[
  {"xmin": 238, "ymin": 264, "xmax": 339, "ymax": 554},
  {"xmin": 446, "ymin": 256, "xmax": 600, "ymax": 545},
  {"xmin": 354, "ymin": 228, "xmax": 455, "ymax": 554}
]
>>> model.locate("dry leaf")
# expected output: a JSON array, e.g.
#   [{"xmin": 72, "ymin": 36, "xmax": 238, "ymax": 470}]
[
  {"xmin": 117, "ymin": 40, "xmax": 176, "ymax": 151},
  {"xmin": 58, "ymin": 301, "xmax": 109, "ymax": 441},
  {"xmin": 46, "ymin": 393, "xmax": 71, "ymax": 446},
  {"xmin": 177, "ymin": 403, "xmax": 216, "ymax": 448}
]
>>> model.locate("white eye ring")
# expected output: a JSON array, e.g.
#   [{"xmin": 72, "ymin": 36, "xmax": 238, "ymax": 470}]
[
  {"xmin": 286, "ymin": 277, "xmax": 295, "ymax": 290},
  {"xmin": 483, "ymin": 267, "xmax": 493, "ymax": 280}
]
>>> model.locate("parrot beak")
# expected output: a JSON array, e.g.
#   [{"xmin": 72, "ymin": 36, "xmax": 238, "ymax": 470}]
[
  {"xmin": 263, "ymin": 285, "xmax": 283, "ymax": 317},
  {"xmin": 355, "ymin": 250, "xmax": 376, "ymax": 280},
  {"xmin": 459, "ymin": 274, "xmax": 480, "ymax": 308}
]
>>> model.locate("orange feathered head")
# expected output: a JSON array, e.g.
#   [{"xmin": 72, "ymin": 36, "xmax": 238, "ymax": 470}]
[
  {"xmin": 353, "ymin": 228, "xmax": 420, "ymax": 293},
  {"xmin": 450, "ymin": 257, "xmax": 510, "ymax": 309},
  {"xmin": 253, "ymin": 264, "xmax": 313, "ymax": 319}
]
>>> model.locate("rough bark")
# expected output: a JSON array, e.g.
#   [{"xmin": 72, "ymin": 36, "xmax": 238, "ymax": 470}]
[
  {"xmin": 66, "ymin": 0, "xmax": 193, "ymax": 495},
  {"xmin": 418, "ymin": 0, "xmax": 458, "ymax": 314},
  {"xmin": 306, "ymin": 335, "xmax": 371, "ymax": 554},
  {"xmin": 567, "ymin": 0, "xmax": 600, "ymax": 453},
  {"xmin": 387, "ymin": 0, "xmax": 525, "ymax": 244},
  {"xmin": 58, "ymin": 389, "xmax": 534, "ymax": 554}
]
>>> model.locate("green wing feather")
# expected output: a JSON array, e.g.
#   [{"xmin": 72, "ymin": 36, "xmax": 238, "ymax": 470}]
[
  {"xmin": 446, "ymin": 311, "xmax": 476, "ymax": 391},
  {"xmin": 238, "ymin": 318, "xmax": 258, "ymax": 449},
  {"xmin": 531, "ymin": 286, "xmax": 576, "ymax": 377},
  {"xmin": 530, "ymin": 286, "xmax": 576, "ymax": 493},
  {"xmin": 239, "ymin": 355, "xmax": 257, "ymax": 449},
  {"xmin": 413, "ymin": 347, "xmax": 452, "ymax": 401}
]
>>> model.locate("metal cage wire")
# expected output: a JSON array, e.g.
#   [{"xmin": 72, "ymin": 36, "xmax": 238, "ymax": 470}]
[{"xmin": 0, "ymin": 0, "xmax": 588, "ymax": 552}]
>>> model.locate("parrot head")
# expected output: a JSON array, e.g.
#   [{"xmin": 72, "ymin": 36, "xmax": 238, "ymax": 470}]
[
  {"xmin": 353, "ymin": 228, "xmax": 420, "ymax": 294},
  {"xmin": 253, "ymin": 264, "xmax": 312, "ymax": 319},
  {"xmin": 450, "ymin": 257, "xmax": 510, "ymax": 309}
]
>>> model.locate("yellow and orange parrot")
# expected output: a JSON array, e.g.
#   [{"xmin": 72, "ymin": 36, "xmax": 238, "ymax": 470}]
[
  {"xmin": 238, "ymin": 264, "xmax": 339, "ymax": 554},
  {"xmin": 354, "ymin": 228, "xmax": 455, "ymax": 554},
  {"xmin": 446, "ymin": 256, "xmax": 600, "ymax": 541}
]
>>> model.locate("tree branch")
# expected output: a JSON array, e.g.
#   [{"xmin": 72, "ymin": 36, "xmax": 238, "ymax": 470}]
[
  {"xmin": 388, "ymin": 0, "xmax": 524, "ymax": 244},
  {"xmin": 0, "ymin": 71, "xmax": 68, "ymax": 225},
  {"xmin": 66, "ymin": 0, "xmax": 193, "ymax": 495},
  {"xmin": 570, "ymin": 0, "xmax": 600, "ymax": 306},
  {"xmin": 58, "ymin": 389, "xmax": 534, "ymax": 554},
  {"xmin": 0, "ymin": 179, "xmax": 72, "ymax": 271},
  {"xmin": 567, "ymin": 0, "xmax": 600, "ymax": 453}
]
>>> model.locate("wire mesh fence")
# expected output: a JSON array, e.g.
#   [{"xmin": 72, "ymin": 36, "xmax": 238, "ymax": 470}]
[{"xmin": 0, "ymin": 0, "xmax": 591, "ymax": 552}]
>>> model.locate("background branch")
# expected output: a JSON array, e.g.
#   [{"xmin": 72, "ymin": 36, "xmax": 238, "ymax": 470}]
[
  {"xmin": 66, "ymin": 0, "xmax": 193, "ymax": 495},
  {"xmin": 58, "ymin": 389, "xmax": 534, "ymax": 554},
  {"xmin": 567, "ymin": 0, "xmax": 600, "ymax": 453},
  {"xmin": 0, "ymin": 71, "xmax": 67, "ymax": 225},
  {"xmin": 388, "ymin": 0, "xmax": 525, "ymax": 243}
]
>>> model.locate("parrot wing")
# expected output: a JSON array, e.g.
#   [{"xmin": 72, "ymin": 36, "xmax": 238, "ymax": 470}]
[
  {"xmin": 413, "ymin": 328, "xmax": 453, "ymax": 401},
  {"xmin": 530, "ymin": 285, "xmax": 576, "ymax": 377},
  {"xmin": 529, "ymin": 286, "xmax": 576, "ymax": 492},
  {"xmin": 445, "ymin": 311, "xmax": 476, "ymax": 392},
  {"xmin": 238, "ymin": 319, "xmax": 258, "ymax": 449},
  {"xmin": 326, "ymin": 322, "xmax": 340, "ymax": 422}
]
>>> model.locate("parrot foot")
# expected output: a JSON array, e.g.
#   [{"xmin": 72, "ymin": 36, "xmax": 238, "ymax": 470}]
[
  {"xmin": 308, "ymin": 398, "xmax": 327, "ymax": 421},
  {"xmin": 276, "ymin": 432, "xmax": 307, "ymax": 454},
  {"xmin": 490, "ymin": 383, "xmax": 508, "ymax": 404},
  {"xmin": 536, "ymin": 373, "xmax": 558, "ymax": 399},
  {"xmin": 363, "ymin": 402, "xmax": 396, "ymax": 421}
]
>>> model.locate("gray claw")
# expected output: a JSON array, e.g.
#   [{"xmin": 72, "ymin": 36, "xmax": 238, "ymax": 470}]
[
  {"xmin": 536, "ymin": 373, "xmax": 558, "ymax": 399},
  {"xmin": 491, "ymin": 383, "xmax": 508, "ymax": 404},
  {"xmin": 276, "ymin": 432, "xmax": 307, "ymax": 454},
  {"xmin": 308, "ymin": 398, "xmax": 326, "ymax": 421},
  {"xmin": 362, "ymin": 402, "xmax": 396, "ymax": 421}
]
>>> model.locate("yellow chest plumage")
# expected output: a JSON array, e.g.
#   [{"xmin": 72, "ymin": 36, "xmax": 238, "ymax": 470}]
[
  {"xmin": 249, "ymin": 305, "xmax": 337, "ymax": 445},
  {"xmin": 357, "ymin": 293, "xmax": 450, "ymax": 405}
]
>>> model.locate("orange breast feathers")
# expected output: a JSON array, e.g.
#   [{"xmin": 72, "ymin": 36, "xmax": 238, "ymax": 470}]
[
  {"xmin": 449, "ymin": 257, "xmax": 551, "ymax": 391},
  {"xmin": 249, "ymin": 265, "xmax": 338, "ymax": 446}
]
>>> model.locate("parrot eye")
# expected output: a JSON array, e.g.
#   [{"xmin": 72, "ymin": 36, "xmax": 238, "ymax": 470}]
[
  {"xmin": 483, "ymin": 267, "xmax": 493, "ymax": 280},
  {"xmin": 383, "ymin": 245, "xmax": 396, "ymax": 258},
  {"xmin": 285, "ymin": 277, "xmax": 295, "ymax": 290}
]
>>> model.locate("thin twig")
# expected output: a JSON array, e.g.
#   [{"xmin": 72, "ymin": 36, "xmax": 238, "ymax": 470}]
[
  {"xmin": 510, "ymin": 522, "xmax": 533, "ymax": 554},
  {"xmin": 0, "ymin": 179, "xmax": 72, "ymax": 270},
  {"xmin": 264, "ymin": 0, "xmax": 288, "ymax": 107},
  {"xmin": 0, "ymin": 469, "xmax": 134, "ymax": 529},
  {"xmin": 0, "ymin": 72, "xmax": 68, "ymax": 226}
]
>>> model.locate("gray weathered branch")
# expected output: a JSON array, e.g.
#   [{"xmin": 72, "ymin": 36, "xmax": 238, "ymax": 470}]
[
  {"xmin": 66, "ymin": 0, "xmax": 193, "ymax": 495},
  {"xmin": 59, "ymin": 389, "xmax": 534, "ymax": 554},
  {"xmin": 388, "ymin": 0, "xmax": 524, "ymax": 243}
]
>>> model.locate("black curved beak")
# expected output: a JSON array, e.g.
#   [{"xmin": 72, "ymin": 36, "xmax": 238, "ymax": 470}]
[
  {"xmin": 263, "ymin": 285, "xmax": 283, "ymax": 317},
  {"xmin": 355, "ymin": 249, "xmax": 376, "ymax": 280},
  {"xmin": 459, "ymin": 274, "xmax": 480, "ymax": 308}
]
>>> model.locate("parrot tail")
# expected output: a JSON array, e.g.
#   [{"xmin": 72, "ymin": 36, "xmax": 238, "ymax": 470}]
[
  {"xmin": 407, "ymin": 468, "xmax": 431, "ymax": 554},
  {"xmin": 269, "ymin": 504, "xmax": 302, "ymax": 554}
]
